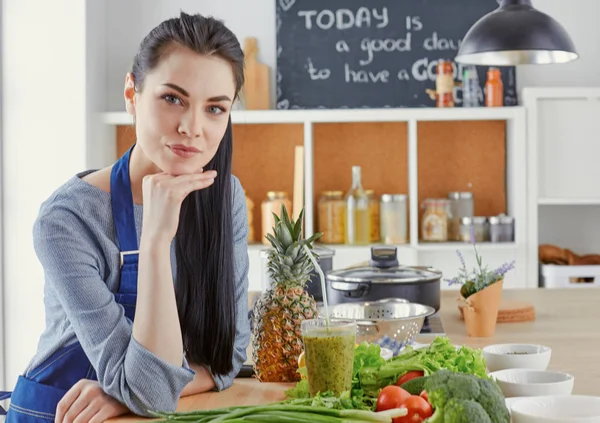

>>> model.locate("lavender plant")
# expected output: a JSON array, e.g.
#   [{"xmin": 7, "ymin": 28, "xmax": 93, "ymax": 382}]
[{"xmin": 446, "ymin": 227, "xmax": 515, "ymax": 299}]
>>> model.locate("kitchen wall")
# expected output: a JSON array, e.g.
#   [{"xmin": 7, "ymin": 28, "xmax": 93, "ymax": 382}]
[
  {"xmin": 1, "ymin": 0, "xmax": 104, "ymax": 391},
  {"xmin": 2, "ymin": 0, "xmax": 599, "ymax": 391},
  {"xmin": 105, "ymin": 0, "xmax": 600, "ymax": 112}
]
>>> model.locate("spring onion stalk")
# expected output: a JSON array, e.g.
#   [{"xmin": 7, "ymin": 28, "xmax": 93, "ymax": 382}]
[{"xmin": 152, "ymin": 405, "xmax": 407, "ymax": 423}]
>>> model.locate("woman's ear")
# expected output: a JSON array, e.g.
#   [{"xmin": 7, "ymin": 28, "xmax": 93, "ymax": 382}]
[{"xmin": 124, "ymin": 73, "xmax": 136, "ymax": 116}]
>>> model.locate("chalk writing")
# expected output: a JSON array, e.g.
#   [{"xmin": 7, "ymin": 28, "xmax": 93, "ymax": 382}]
[
  {"xmin": 297, "ymin": 7, "xmax": 388, "ymax": 30},
  {"xmin": 277, "ymin": 0, "xmax": 518, "ymax": 108}
]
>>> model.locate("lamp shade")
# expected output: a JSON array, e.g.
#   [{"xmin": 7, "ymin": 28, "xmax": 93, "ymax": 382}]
[{"xmin": 455, "ymin": 0, "xmax": 578, "ymax": 65}]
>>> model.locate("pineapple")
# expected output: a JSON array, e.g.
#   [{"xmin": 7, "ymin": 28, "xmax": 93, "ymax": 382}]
[{"xmin": 251, "ymin": 204, "xmax": 322, "ymax": 382}]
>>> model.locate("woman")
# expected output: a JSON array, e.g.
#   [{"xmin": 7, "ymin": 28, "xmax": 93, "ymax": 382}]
[{"xmin": 0, "ymin": 11, "xmax": 250, "ymax": 422}]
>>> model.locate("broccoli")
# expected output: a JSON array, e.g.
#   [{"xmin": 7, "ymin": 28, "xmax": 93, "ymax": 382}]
[{"xmin": 423, "ymin": 370, "xmax": 510, "ymax": 423}]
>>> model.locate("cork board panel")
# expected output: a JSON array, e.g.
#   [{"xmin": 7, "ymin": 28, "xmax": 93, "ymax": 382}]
[
  {"xmin": 313, "ymin": 122, "xmax": 409, "ymax": 241},
  {"xmin": 116, "ymin": 125, "xmax": 136, "ymax": 157},
  {"xmin": 417, "ymin": 120, "xmax": 506, "ymax": 227},
  {"xmin": 231, "ymin": 124, "xmax": 304, "ymax": 245},
  {"xmin": 115, "ymin": 123, "xmax": 304, "ymax": 245}
]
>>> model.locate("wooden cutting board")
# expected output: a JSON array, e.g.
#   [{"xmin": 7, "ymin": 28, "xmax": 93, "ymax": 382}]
[
  {"xmin": 459, "ymin": 300, "xmax": 536, "ymax": 323},
  {"xmin": 242, "ymin": 37, "xmax": 270, "ymax": 110}
]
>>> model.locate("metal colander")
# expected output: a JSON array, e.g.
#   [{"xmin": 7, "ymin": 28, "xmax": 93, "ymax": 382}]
[{"xmin": 319, "ymin": 298, "xmax": 436, "ymax": 354}]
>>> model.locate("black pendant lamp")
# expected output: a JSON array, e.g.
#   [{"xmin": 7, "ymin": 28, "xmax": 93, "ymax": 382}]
[{"xmin": 455, "ymin": 0, "xmax": 578, "ymax": 65}]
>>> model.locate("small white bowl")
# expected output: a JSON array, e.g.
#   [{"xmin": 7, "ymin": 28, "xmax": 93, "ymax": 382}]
[
  {"xmin": 511, "ymin": 395, "xmax": 600, "ymax": 423},
  {"xmin": 483, "ymin": 344, "xmax": 552, "ymax": 372},
  {"xmin": 489, "ymin": 369, "xmax": 574, "ymax": 398}
]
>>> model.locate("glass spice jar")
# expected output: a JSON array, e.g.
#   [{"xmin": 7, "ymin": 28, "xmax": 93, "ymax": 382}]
[
  {"xmin": 261, "ymin": 191, "xmax": 292, "ymax": 245},
  {"xmin": 459, "ymin": 217, "xmax": 489, "ymax": 242},
  {"xmin": 380, "ymin": 194, "xmax": 408, "ymax": 244},
  {"xmin": 421, "ymin": 199, "xmax": 451, "ymax": 242},
  {"xmin": 365, "ymin": 190, "xmax": 380, "ymax": 243},
  {"xmin": 489, "ymin": 214, "xmax": 514, "ymax": 242},
  {"xmin": 448, "ymin": 192, "xmax": 474, "ymax": 241},
  {"xmin": 318, "ymin": 191, "xmax": 346, "ymax": 244}
]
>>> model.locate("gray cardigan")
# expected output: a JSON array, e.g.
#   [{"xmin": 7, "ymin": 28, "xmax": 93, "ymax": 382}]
[{"xmin": 26, "ymin": 171, "xmax": 250, "ymax": 416}]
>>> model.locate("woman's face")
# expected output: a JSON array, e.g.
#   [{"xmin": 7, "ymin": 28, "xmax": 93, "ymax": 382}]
[{"xmin": 125, "ymin": 45, "xmax": 236, "ymax": 176}]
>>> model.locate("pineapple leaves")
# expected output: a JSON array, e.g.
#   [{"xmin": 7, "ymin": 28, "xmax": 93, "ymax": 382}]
[
  {"xmin": 279, "ymin": 203, "xmax": 294, "ymax": 232},
  {"xmin": 292, "ymin": 209, "xmax": 304, "ymax": 241},
  {"xmin": 265, "ymin": 233, "xmax": 285, "ymax": 253},
  {"xmin": 305, "ymin": 232, "xmax": 323, "ymax": 246}
]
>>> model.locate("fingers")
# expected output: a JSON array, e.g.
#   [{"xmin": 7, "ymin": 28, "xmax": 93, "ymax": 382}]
[
  {"xmin": 55, "ymin": 380, "xmax": 84, "ymax": 423},
  {"xmin": 88, "ymin": 402, "xmax": 127, "ymax": 423},
  {"xmin": 73, "ymin": 404, "xmax": 100, "ymax": 423}
]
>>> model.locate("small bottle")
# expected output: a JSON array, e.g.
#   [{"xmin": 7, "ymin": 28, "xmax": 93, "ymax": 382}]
[
  {"xmin": 345, "ymin": 166, "xmax": 370, "ymax": 245},
  {"xmin": 462, "ymin": 66, "xmax": 481, "ymax": 108},
  {"xmin": 436, "ymin": 60, "xmax": 455, "ymax": 108},
  {"xmin": 485, "ymin": 67, "xmax": 504, "ymax": 107}
]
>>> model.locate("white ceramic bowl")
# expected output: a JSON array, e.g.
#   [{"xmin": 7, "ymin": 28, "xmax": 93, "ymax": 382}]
[
  {"xmin": 489, "ymin": 369, "xmax": 574, "ymax": 398},
  {"xmin": 511, "ymin": 395, "xmax": 600, "ymax": 423},
  {"xmin": 483, "ymin": 343, "xmax": 552, "ymax": 372}
]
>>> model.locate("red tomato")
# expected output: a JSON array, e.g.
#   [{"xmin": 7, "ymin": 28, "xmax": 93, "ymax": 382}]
[
  {"xmin": 396, "ymin": 371, "xmax": 425, "ymax": 386},
  {"xmin": 392, "ymin": 395, "xmax": 433, "ymax": 423},
  {"xmin": 419, "ymin": 390, "xmax": 429, "ymax": 403},
  {"xmin": 376, "ymin": 385, "xmax": 411, "ymax": 412}
]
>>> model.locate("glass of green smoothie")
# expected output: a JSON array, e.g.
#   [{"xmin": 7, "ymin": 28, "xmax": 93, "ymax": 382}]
[{"xmin": 301, "ymin": 318, "xmax": 357, "ymax": 396}]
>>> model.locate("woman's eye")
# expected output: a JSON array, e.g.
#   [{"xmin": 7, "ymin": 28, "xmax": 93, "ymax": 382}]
[
  {"xmin": 207, "ymin": 105, "xmax": 225, "ymax": 115},
  {"xmin": 162, "ymin": 94, "xmax": 182, "ymax": 105}
]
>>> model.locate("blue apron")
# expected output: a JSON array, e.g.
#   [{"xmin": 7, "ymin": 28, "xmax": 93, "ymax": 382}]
[{"xmin": 0, "ymin": 146, "xmax": 140, "ymax": 420}]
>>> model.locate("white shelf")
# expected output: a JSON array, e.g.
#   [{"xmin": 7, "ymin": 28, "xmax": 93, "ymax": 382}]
[
  {"xmin": 415, "ymin": 242, "xmax": 518, "ymax": 251},
  {"xmin": 249, "ymin": 242, "xmax": 516, "ymax": 252},
  {"xmin": 103, "ymin": 107, "xmax": 525, "ymax": 126},
  {"xmin": 539, "ymin": 198, "xmax": 600, "ymax": 206}
]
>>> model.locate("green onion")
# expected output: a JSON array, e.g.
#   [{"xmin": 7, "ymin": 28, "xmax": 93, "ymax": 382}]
[{"xmin": 151, "ymin": 404, "xmax": 407, "ymax": 423}]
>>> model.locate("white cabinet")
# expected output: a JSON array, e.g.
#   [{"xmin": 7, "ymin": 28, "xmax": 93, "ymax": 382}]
[{"xmin": 525, "ymin": 87, "xmax": 600, "ymax": 287}]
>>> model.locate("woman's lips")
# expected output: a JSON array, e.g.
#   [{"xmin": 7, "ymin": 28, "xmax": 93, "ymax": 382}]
[{"xmin": 168, "ymin": 144, "xmax": 201, "ymax": 158}]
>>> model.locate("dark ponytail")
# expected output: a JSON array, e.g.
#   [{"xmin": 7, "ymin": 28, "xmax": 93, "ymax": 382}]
[
  {"xmin": 131, "ymin": 12, "xmax": 244, "ymax": 375},
  {"xmin": 175, "ymin": 120, "xmax": 235, "ymax": 374}
]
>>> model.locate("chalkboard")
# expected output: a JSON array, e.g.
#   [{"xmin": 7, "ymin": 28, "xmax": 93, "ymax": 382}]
[{"xmin": 275, "ymin": 0, "xmax": 518, "ymax": 109}]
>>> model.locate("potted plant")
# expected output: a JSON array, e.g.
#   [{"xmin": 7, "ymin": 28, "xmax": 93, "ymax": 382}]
[{"xmin": 447, "ymin": 228, "xmax": 515, "ymax": 337}]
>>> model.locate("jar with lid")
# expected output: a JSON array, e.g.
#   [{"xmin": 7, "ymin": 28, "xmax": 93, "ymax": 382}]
[
  {"xmin": 318, "ymin": 191, "xmax": 346, "ymax": 244},
  {"xmin": 421, "ymin": 199, "xmax": 451, "ymax": 242},
  {"xmin": 245, "ymin": 190, "xmax": 255, "ymax": 243},
  {"xmin": 448, "ymin": 192, "xmax": 474, "ymax": 241},
  {"xmin": 489, "ymin": 214, "xmax": 514, "ymax": 242},
  {"xmin": 436, "ymin": 60, "xmax": 455, "ymax": 108},
  {"xmin": 459, "ymin": 217, "xmax": 489, "ymax": 242},
  {"xmin": 365, "ymin": 190, "xmax": 380, "ymax": 243},
  {"xmin": 380, "ymin": 194, "xmax": 408, "ymax": 244},
  {"xmin": 261, "ymin": 191, "xmax": 292, "ymax": 245}
]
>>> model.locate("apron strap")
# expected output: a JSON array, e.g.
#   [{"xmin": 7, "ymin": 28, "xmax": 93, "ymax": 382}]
[
  {"xmin": 110, "ymin": 145, "xmax": 139, "ymax": 295},
  {"xmin": 0, "ymin": 390, "xmax": 11, "ymax": 415}
]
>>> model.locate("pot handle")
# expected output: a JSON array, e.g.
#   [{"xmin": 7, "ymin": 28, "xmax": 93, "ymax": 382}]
[{"xmin": 329, "ymin": 281, "xmax": 370, "ymax": 298}]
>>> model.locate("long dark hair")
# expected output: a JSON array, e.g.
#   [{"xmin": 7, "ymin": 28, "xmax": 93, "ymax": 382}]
[{"xmin": 131, "ymin": 12, "xmax": 244, "ymax": 375}]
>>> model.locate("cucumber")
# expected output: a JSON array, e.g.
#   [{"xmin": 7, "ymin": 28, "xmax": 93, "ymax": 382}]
[{"xmin": 401, "ymin": 376, "xmax": 428, "ymax": 395}]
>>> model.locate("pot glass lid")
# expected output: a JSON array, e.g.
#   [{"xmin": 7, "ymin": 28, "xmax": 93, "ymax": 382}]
[{"xmin": 326, "ymin": 265, "xmax": 441, "ymax": 284}]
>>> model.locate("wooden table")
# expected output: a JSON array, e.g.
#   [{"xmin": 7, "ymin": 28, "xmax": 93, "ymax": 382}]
[{"xmin": 108, "ymin": 288, "xmax": 600, "ymax": 422}]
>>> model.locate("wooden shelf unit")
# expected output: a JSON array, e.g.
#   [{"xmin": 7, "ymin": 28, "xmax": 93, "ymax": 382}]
[{"xmin": 103, "ymin": 107, "xmax": 528, "ymax": 291}]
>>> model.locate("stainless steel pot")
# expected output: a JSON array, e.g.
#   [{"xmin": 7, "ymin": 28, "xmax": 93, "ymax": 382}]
[{"xmin": 325, "ymin": 246, "xmax": 442, "ymax": 311}]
